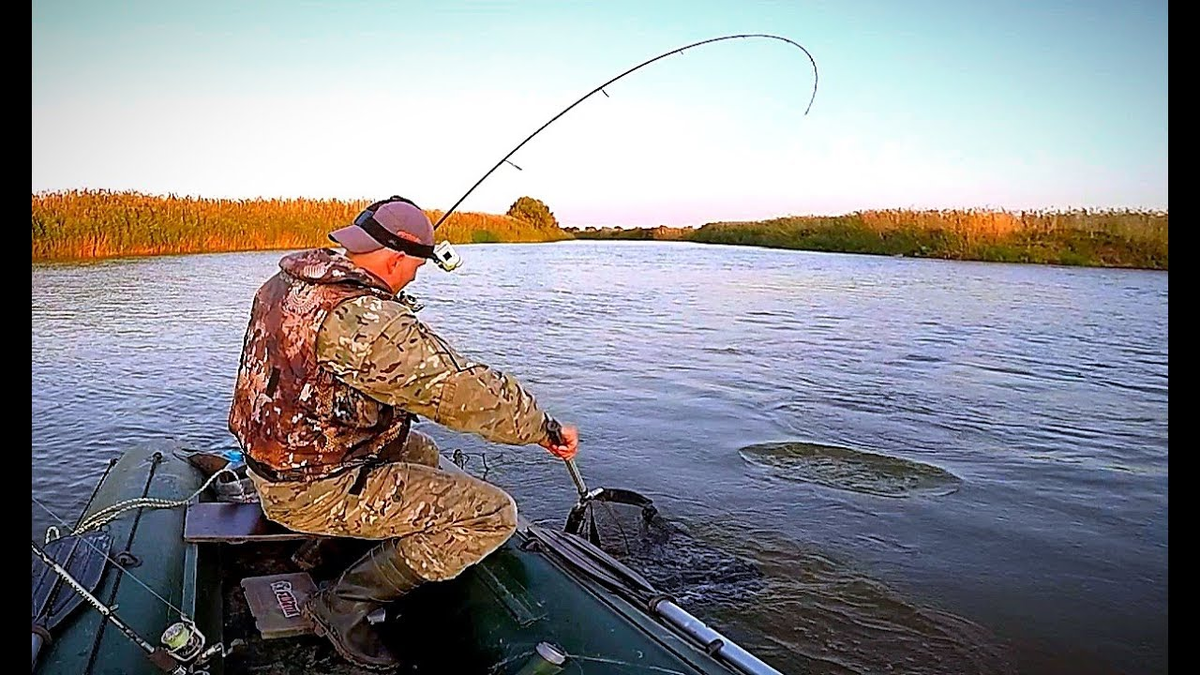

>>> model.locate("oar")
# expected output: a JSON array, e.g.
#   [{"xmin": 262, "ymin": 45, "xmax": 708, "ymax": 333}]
[
  {"xmin": 546, "ymin": 419, "xmax": 659, "ymax": 547},
  {"xmin": 32, "ymin": 530, "xmax": 112, "ymax": 671}
]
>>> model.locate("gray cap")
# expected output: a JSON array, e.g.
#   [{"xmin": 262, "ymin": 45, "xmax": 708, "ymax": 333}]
[{"xmin": 329, "ymin": 199, "xmax": 435, "ymax": 253}]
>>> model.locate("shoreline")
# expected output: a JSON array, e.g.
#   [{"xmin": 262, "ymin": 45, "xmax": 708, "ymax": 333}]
[
  {"xmin": 32, "ymin": 191, "xmax": 1166, "ymax": 270},
  {"xmin": 567, "ymin": 210, "xmax": 1168, "ymax": 271}
]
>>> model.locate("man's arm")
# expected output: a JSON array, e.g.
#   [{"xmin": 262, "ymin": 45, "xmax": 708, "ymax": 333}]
[{"xmin": 318, "ymin": 296, "xmax": 551, "ymax": 446}]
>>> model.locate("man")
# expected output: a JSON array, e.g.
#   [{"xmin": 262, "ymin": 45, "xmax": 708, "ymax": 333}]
[{"xmin": 228, "ymin": 196, "xmax": 579, "ymax": 671}]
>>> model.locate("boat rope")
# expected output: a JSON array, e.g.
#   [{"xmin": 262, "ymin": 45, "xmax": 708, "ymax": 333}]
[
  {"xmin": 71, "ymin": 467, "xmax": 237, "ymax": 535},
  {"xmin": 33, "ymin": 494, "xmax": 189, "ymax": 618},
  {"xmin": 31, "ymin": 472, "xmax": 231, "ymax": 621}
]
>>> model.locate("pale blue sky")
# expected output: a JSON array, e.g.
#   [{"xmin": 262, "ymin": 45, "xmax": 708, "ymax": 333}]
[{"xmin": 32, "ymin": 0, "xmax": 1167, "ymax": 227}]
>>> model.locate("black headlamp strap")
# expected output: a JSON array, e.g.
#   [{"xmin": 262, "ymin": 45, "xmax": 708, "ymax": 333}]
[{"xmin": 353, "ymin": 197, "xmax": 435, "ymax": 259}]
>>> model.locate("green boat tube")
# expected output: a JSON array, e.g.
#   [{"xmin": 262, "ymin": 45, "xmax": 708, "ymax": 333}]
[{"xmin": 31, "ymin": 446, "xmax": 786, "ymax": 675}]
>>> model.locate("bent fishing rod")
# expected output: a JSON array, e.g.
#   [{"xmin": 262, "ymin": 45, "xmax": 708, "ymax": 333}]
[
  {"xmin": 424, "ymin": 36, "xmax": 816, "ymax": 537},
  {"xmin": 431, "ymin": 33, "xmax": 819, "ymax": 231}
]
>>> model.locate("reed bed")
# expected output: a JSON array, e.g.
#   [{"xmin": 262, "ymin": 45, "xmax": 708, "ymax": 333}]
[
  {"xmin": 33, "ymin": 192, "xmax": 1166, "ymax": 269},
  {"xmin": 688, "ymin": 208, "xmax": 1167, "ymax": 269},
  {"xmin": 31, "ymin": 190, "xmax": 570, "ymax": 262}
]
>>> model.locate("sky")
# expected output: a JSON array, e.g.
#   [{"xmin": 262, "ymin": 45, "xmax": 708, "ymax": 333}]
[{"xmin": 31, "ymin": 0, "xmax": 1168, "ymax": 228}]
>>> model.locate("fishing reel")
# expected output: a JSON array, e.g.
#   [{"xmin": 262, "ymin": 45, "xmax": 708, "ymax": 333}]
[
  {"xmin": 160, "ymin": 620, "xmax": 206, "ymax": 663},
  {"xmin": 156, "ymin": 619, "xmax": 232, "ymax": 674}
]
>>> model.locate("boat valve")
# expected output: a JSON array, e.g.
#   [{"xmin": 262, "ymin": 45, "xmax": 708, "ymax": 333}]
[{"xmin": 514, "ymin": 642, "xmax": 567, "ymax": 675}]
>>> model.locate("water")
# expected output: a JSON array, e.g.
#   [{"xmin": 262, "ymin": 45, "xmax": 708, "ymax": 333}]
[{"xmin": 31, "ymin": 241, "xmax": 1168, "ymax": 674}]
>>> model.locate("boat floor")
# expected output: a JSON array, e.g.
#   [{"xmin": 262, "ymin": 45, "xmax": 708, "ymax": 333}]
[
  {"xmin": 220, "ymin": 536, "xmax": 610, "ymax": 675},
  {"xmin": 221, "ymin": 538, "xmax": 504, "ymax": 674},
  {"xmin": 41, "ymin": 449, "xmax": 740, "ymax": 675},
  {"xmin": 222, "ymin": 540, "xmax": 383, "ymax": 675},
  {"xmin": 217, "ymin": 532, "xmax": 729, "ymax": 675}
]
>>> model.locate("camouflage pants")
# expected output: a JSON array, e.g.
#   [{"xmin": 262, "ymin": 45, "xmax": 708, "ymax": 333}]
[{"xmin": 248, "ymin": 430, "xmax": 518, "ymax": 582}]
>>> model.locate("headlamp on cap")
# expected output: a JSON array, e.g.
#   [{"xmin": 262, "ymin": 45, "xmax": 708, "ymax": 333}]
[
  {"xmin": 433, "ymin": 241, "xmax": 462, "ymax": 271},
  {"xmin": 349, "ymin": 196, "xmax": 463, "ymax": 272}
]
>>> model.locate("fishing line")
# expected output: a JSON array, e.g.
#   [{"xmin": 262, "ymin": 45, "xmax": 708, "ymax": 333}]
[
  {"xmin": 432, "ymin": 33, "xmax": 819, "ymax": 229},
  {"xmin": 33, "ymin": 494, "xmax": 189, "ymax": 619}
]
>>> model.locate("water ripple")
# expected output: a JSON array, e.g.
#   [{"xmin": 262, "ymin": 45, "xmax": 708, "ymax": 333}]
[{"xmin": 739, "ymin": 441, "xmax": 962, "ymax": 498}]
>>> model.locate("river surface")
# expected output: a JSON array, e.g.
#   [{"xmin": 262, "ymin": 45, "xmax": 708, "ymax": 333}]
[{"xmin": 32, "ymin": 241, "xmax": 1168, "ymax": 674}]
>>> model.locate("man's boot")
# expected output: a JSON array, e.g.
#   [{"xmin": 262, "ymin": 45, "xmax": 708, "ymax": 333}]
[{"xmin": 302, "ymin": 539, "xmax": 424, "ymax": 671}]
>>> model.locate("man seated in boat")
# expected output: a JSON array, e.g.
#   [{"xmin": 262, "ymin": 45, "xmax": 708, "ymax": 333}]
[{"xmin": 227, "ymin": 196, "xmax": 579, "ymax": 671}]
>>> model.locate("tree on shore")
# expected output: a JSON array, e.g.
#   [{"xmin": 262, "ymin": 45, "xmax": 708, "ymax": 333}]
[{"xmin": 506, "ymin": 196, "xmax": 558, "ymax": 230}]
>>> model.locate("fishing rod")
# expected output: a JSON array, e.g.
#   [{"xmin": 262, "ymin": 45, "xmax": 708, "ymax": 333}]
[
  {"xmin": 32, "ymin": 493, "xmax": 232, "ymax": 674},
  {"xmin": 32, "ymin": 541, "xmax": 226, "ymax": 674},
  {"xmin": 431, "ymin": 33, "xmax": 819, "ymax": 231}
]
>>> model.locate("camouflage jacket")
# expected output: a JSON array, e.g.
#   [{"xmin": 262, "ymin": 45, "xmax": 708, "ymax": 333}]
[
  {"xmin": 230, "ymin": 249, "xmax": 551, "ymax": 478},
  {"xmin": 317, "ymin": 279, "xmax": 551, "ymax": 448}
]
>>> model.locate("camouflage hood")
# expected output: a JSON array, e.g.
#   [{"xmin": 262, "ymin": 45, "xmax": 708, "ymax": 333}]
[{"xmin": 277, "ymin": 248, "xmax": 393, "ymax": 294}]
